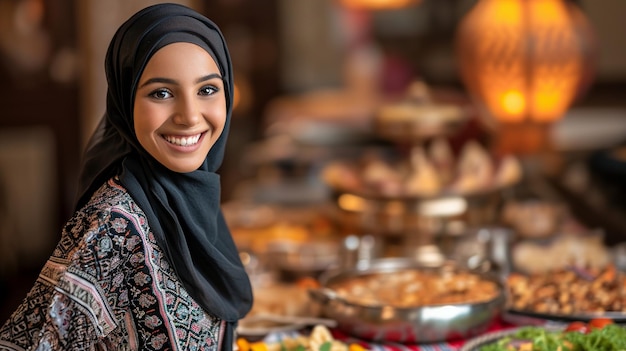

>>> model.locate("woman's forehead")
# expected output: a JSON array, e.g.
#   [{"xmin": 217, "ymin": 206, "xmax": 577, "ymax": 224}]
[{"xmin": 140, "ymin": 42, "xmax": 221, "ymax": 80}]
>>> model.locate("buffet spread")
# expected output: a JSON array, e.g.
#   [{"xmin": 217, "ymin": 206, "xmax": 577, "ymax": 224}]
[{"xmin": 226, "ymin": 82, "xmax": 626, "ymax": 351}]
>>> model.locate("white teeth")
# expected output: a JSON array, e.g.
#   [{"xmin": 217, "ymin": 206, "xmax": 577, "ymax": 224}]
[{"xmin": 164, "ymin": 134, "xmax": 201, "ymax": 146}]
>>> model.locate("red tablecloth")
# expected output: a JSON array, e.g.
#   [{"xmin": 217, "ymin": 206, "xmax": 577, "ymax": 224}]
[{"xmin": 329, "ymin": 318, "xmax": 516, "ymax": 351}]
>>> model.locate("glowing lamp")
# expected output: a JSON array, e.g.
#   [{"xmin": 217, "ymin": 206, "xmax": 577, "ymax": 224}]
[
  {"xmin": 339, "ymin": 0, "xmax": 421, "ymax": 10},
  {"xmin": 456, "ymin": 0, "xmax": 595, "ymax": 125}
]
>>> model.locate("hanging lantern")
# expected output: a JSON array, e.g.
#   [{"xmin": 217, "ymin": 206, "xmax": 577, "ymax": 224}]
[
  {"xmin": 339, "ymin": 0, "xmax": 421, "ymax": 11},
  {"xmin": 456, "ymin": 0, "xmax": 595, "ymax": 126}
]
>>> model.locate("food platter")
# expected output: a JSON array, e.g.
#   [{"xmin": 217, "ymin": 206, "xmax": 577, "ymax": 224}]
[
  {"xmin": 461, "ymin": 321, "xmax": 626, "ymax": 351},
  {"xmin": 321, "ymin": 141, "xmax": 522, "ymax": 202},
  {"xmin": 504, "ymin": 263, "xmax": 626, "ymax": 325}
]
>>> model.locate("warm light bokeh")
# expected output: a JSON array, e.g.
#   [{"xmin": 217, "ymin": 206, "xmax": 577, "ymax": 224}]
[
  {"xmin": 339, "ymin": 0, "xmax": 421, "ymax": 10},
  {"xmin": 501, "ymin": 90, "xmax": 526, "ymax": 116},
  {"xmin": 456, "ymin": 0, "xmax": 594, "ymax": 124}
]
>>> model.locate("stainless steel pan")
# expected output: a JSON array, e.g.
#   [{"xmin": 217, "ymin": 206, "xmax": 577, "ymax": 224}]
[{"xmin": 309, "ymin": 257, "xmax": 505, "ymax": 343}]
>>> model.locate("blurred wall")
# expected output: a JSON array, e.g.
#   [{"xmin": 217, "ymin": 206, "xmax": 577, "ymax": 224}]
[
  {"xmin": 0, "ymin": 0, "xmax": 79, "ymax": 274},
  {"xmin": 580, "ymin": 0, "xmax": 626, "ymax": 82},
  {"xmin": 277, "ymin": 0, "xmax": 343, "ymax": 93}
]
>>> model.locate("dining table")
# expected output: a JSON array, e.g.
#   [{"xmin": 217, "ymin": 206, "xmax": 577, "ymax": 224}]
[{"xmin": 256, "ymin": 317, "xmax": 520, "ymax": 351}]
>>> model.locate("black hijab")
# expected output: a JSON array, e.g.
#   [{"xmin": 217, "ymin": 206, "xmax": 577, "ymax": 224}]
[{"xmin": 74, "ymin": 3, "xmax": 252, "ymax": 347}]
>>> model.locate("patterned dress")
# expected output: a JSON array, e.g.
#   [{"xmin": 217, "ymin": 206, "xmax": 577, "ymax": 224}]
[{"xmin": 0, "ymin": 177, "xmax": 223, "ymax": 351}]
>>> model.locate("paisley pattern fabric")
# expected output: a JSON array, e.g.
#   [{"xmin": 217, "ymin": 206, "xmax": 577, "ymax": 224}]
[{"xmin": 0, "ymin": 177, "xmax": 223, "ymax": 351}]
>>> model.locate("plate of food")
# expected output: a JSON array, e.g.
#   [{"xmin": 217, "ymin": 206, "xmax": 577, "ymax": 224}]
[
  {"xmin": 322, "ymin": 139, "xmax": 522, "ymax": 200},
  {"xmin": 505, "ymin": 263, "xmax": 626, "ymax": 323},
  {"xmin": 237, "ymin": 281, "xmax": 336, "ymax": 339},
  {"xmin": 461, "ymin": 319, "xmax": 626, "ymax": 351}
]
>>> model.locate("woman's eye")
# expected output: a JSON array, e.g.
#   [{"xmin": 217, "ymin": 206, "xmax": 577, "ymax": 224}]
[
  {"xmin": 149, "ymin": 88, "xmax": 172, "ymax": 100},
  {"xmin": 199, "ymin": 85, "xmax": 218, "ymax": 96}
]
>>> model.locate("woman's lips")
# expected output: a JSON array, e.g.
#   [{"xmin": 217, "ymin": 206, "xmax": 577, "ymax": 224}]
[{"xmin": 163, "ymin": 133, "xmax": 202, "ymax": 147}]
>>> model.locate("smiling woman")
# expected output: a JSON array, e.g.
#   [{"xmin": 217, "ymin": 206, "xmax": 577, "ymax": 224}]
[{"xmin": 0, "ymin": 3, "xmax": 252, "ymax": 351}]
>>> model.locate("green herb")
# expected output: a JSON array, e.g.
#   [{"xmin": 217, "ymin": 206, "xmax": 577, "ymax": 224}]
[
  {"xmin": 319, "ymin": 341, "xmax": 332, "ymax": 351},
  {"xmin": 565, "ymin": 324, "xmax": 626, "ymax": 351},
  {"xmin": 478, "ymin": 325, "xmax": 626, "ymax": 351}
]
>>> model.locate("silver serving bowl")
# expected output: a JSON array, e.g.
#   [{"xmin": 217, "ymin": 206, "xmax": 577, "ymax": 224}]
[
  {"xmin": 309, "ymin": 257, "xmax": 505, "ymax": 344},
  {"xmin": 330, "ymin": 187, "xmax": 507, "ymax": 238}
]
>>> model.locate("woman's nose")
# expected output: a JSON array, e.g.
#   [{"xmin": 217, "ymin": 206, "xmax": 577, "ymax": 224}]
[{"xmin": 173, "ymin": 95, "xmax": 201, "ymax": 125}]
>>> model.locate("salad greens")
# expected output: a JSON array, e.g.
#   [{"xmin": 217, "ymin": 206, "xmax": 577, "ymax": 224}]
[{"xmin": 479, "ymin": 324, "xmax": 626, "ymax": 351}]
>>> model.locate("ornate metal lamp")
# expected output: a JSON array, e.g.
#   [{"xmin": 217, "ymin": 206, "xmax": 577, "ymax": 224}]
[{"xmin": 455, "ymin": 0, "xmax": 596, "ymax": 155}]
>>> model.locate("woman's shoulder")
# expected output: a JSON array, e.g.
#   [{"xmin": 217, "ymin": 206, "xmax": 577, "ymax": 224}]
[
  {"xmin": 79, "ymin": 177, "xmax": 147, "ymax": 226},
  {"xmin": 55, "ymin": 177, "xmax": 158, "ymax": 277},
  {"xmin": 91, "ymin": 177, "xmax": 138, "ymax": 208},
  {"xmin": 58, "ymin": 177, "xmax": 150, "ymax": 254}
]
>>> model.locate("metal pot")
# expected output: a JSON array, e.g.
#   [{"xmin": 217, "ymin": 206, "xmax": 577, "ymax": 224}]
[
  {"xmin": 309, "ymin": 257, "xmax": 505, "ymax": 343},
  {"xmin": 330, "ymin": 187, "xmax": 505, "ymax": 238}
]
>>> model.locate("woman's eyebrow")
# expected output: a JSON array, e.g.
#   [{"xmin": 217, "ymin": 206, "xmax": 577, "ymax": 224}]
[
  {"xmin": 138, "ymin": 73, "xmax": 222, "ymax": 89},
  {"xmin": 195, "ymin": 73, "xmax": 222, "ymax": 84},
  {"xmin": 138, "ymin": 77, "xmax": 176, "ymax": 88}
]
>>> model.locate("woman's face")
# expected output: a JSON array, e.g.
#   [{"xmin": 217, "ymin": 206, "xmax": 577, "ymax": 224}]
[{"xmin": 134, "ymin": 42, "xmax": 227, "ymax": 173}]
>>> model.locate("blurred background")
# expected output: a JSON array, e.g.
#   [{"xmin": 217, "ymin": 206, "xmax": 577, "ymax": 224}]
[{"xmin": 0, "ymin": 0, "xmax": 625, "ymax": 322}]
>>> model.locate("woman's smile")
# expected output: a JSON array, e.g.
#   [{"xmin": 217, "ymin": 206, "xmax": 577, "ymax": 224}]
[{"xmin": 163, "ymin": 132, "xmax": 204, "ymax": 147}]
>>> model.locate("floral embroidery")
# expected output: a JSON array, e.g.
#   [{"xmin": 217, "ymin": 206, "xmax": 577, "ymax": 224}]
[
  {"xmin": 144, "ymin": 315, "xmax": 162, "ymax": 329},
  {"xmin": 150, "ymin": 333, "xmax": 168, "ymax": 349},
  {"xmin": 133, "ymin": 271, "xmax": 150, "ymax": 286},
  {"xmin": 138, "ymin": 293, "xmax": 156, "ymax": 308},
  {"xmin": 111, "ymin": 217, "xmax": 128, "ymax": 233}
]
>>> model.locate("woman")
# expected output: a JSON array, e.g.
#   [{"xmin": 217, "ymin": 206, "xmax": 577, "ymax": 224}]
[{"xmin": 0, "ymin": 3, "xmax": 253, "ymax": 350}]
